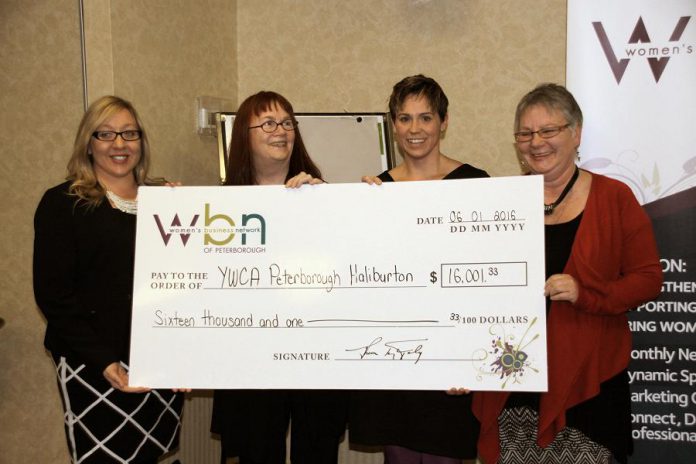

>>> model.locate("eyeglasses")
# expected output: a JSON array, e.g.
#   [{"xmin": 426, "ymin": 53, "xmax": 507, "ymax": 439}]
[
  {"xmin": 92, "ymin": 130, "xmax": 142, "ymax": 141},
  {"xmin": 514, "ymin": 124, "xmax": 570, "ymax": 143},
  {"xmin": 248, "ymin": 119, "xmax": 297, "ymax": 133}
]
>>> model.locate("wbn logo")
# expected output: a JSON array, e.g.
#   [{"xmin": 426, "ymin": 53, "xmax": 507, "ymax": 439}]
[
  {"xmin": 153, "ymin": 204, "xmax": 266, "ymax": 246},
  {"xmin": 153, "ymin": 213, "xmax": 200, "ymax": 246},
  {"xmin": 593, "ymin": 16, "xmax": 691, "ymax": 83}
]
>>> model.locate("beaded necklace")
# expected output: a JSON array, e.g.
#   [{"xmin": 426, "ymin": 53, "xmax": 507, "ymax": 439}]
[{"xmin": 106, "ymin": 190, "xmax": 137, "ymax": 215}]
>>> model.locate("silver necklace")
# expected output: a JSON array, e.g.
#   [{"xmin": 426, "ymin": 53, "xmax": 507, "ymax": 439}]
[{"xmin": 106, "ymin": 190, "xmax": 138, "ymax": 215}]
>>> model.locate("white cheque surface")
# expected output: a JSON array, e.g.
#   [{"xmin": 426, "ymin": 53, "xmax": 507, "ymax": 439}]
[{"xmin": 129, "ymin": 176, "xmax": 547, "ymax": 391}]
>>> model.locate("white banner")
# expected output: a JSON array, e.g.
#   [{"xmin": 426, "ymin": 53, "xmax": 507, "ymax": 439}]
[
  {"xmin": 129, "ymin": 177, "xmax": 547, "ymax": 391},
  {"xmin": 567, "ymin": 1, "xmax": 696, "ymax": 461},
  {"xmin": 567, "ymin": 0, "xmax": 696, "ymax": 204}
]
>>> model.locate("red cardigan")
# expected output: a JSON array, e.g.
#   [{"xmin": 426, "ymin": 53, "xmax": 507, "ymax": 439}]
[{"xmin": 473, "ymin": 173, "xmax": 663, "ymax": 464}]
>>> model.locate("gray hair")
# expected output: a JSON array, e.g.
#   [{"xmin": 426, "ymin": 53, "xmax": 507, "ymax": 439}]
[{"xmin": 514, "ymin": 83, "xmax": 583, "ymax": 131}]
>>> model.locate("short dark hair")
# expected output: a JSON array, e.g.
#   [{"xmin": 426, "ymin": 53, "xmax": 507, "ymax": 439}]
[
  {"xmin": 388, "ymin": 74, "xmax": 448, "ymax": 121},
  {"xmin": 224, "ymin": 91, "xmax": 321, "ymax": 186},
  {"xmin": 514, "ymin": 83, "xmax": 583, "ymax": 131}
]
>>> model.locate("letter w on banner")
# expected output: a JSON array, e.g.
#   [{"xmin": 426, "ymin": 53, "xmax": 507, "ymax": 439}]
[{"xmin": 567, "ymin": 1, "xmax": 695, "ymax": 463}]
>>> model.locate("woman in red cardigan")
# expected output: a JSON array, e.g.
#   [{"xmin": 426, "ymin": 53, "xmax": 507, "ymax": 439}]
[{"xmin": 472, "ymin": 84, "xmax": 662, "ymax": 464}]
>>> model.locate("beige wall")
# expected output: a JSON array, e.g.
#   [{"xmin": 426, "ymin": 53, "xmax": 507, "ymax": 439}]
[
  {"xmin": 0, "ymin": 1, "xmax": 236, "ymax": 463},
  {"xmin": 237, "ymin": 0, "xmax": 566, "ymax": 177},
  {"xmin": 0, "ymin": 1, "xmax": 85, "ymax": 462},
  {"xmin": 0, "ymin": 1, "xmax": 564, "ymax": 462},
  {"xmin": 85, "ymin": 0, "xmax": 237, "ymax": 186}
]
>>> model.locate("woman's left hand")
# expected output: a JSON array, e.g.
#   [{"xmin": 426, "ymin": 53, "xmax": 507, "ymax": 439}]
[
  {"xmin": 545, "ymin": 273, "xmax": 579, "ymax": 303},
  {"xmin": 285, "ymin": 171, "xmax": 324, "ymax": 188}
]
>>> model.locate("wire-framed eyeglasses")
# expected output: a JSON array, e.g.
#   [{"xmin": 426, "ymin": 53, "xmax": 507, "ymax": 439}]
[
  {"xmin": 514, "ymin": 124, "xmax": 570, "ymax": 143},
  {"xmin": 248, "ymin": 119, "xmax": 297, "ymax": 133}
]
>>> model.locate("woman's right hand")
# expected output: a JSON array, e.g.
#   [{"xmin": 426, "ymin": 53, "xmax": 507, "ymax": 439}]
[
  {"xmin": 103, "ymin": 362, "xmax": 150, "ymax": 393},
  {"xmin": 285, "ymin": 171, "xmax": 324, "ymax": 188},
  {"xmin": 361, "ymin": 175, "xmax": 382, "ymax": 185},
  {"xmin": 545, "ymin": 273, "xmax": 579, "ymax": 304}
]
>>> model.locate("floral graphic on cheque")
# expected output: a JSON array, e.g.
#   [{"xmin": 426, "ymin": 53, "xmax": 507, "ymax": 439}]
[{"xmin": 473, "ymin": 317, "xmax": 540, "ymax": 389}]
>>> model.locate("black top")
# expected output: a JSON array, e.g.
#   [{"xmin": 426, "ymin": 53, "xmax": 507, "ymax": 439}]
[
  {"xmin": 349, "ymin": 162, "xmax": 490, "ymax": 458},
  {"xmin": 377, "ymin": 163, "xmax": 489, "ymax": 183},
  {"xmin": 545, "ymin": 213, "xmax": 582, "ymax": 308},
  {"xmin": 33, "ymin": 181, "xmax": 137, "ymax": 373}
]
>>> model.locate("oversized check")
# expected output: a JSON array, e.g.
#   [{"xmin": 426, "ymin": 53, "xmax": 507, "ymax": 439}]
[{"xmin": 129, "ymin": 176, "xmax": 547, "ymax": 391}]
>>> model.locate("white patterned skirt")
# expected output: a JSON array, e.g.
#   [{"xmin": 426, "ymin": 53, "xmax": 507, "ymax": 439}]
[
  {"xmin": 498, "ymin": 407, "xmax": 613, "ymax": 464},
  {"xmin": 54, "ymin": 356, "xmax": 184, "ymax": 464}
]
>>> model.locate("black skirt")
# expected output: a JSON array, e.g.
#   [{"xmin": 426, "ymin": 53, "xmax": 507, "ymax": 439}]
[{"xmin": 55, "ymin": 357, "xmax": 184, "ymax": 464}]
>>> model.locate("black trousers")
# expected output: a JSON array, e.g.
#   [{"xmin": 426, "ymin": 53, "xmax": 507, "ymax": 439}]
[{"xmin": 213, "ymin": 390, "xmax": 347, "ymax": 464}]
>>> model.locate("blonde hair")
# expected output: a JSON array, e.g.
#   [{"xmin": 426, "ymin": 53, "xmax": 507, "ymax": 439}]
[{"xmin": 67, "ymin": 95, "xmax": 161, "ymax": 207}]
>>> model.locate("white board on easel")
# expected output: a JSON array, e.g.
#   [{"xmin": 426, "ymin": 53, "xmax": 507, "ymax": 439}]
[{"xmin": 215, "ymin": 112, "xmax": 395, "ymax": 184}]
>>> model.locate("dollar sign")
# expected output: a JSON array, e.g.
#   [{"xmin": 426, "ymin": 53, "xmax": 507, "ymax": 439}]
[{"xmin": 430, "ymin": 271, "xmax": 438, "ymax": 283}]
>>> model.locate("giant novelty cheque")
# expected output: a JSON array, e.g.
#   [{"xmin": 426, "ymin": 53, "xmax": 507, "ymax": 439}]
[{"xmin": 129, "ymin": 176, "xmax": 547, "ymax": 391}]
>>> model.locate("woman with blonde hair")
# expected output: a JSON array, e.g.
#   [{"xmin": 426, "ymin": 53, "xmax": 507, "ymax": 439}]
[{"xmin": 34, "ymin": 95, "xmax": 183, "ymax": 464}]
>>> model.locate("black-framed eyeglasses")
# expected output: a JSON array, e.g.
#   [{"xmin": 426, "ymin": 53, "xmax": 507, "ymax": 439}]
[
  {"xmin": 248, "ymin": 119, "xmax": 297, "ymax": 133},
  {"xmin": 514, "ymin": 124, "xmax": 570, "ymax": 143},
  {"xmin": 92, "ymin": 130, "xmax": 142, "ymax": 141}
]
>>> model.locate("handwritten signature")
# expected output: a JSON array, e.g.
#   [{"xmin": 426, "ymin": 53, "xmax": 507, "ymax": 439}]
[{"xmin": 346, "ymin": 337, "xmax": 427, "ymax": 363}]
